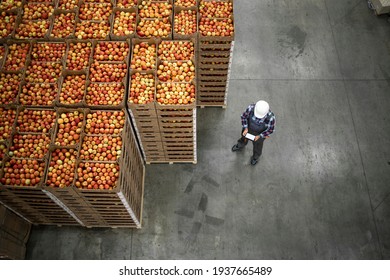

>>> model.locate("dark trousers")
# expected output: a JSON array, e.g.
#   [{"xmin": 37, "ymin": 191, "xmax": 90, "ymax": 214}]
[{"xmin": 236, "ymin": 131, "xmax": 265, "ymax": 160}]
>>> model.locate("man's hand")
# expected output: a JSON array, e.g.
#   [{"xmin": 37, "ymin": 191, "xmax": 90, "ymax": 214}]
[
  {"xmin": 254, "ymin": 135, "xmax": 260, "ymax": 141},
  {"xmin": 242, "ymin": 128, "xmax": 248, "ymax": 136}
]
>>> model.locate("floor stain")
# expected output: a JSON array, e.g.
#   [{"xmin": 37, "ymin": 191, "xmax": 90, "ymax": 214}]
[
  {"xmin": 198, "ymin": 193, "xmax": 208, "ymax": 212},
  {"xmin": 205, "ymin": 215, "xmax": 225, "ymax": 226},
  {"xmin": 174, "ymin": 209, "xmax": 195, "ymax": 219},
  {"xmin": 184, "ymin": 176, "xmax": 196, "ymax": 193},
  {"xmin": 278, "ymin": 25, "xmax": 307, "ymax": 58},
  {"xmin": 202, "ymin": 175, "xmax": 220, "ymax": 188}
]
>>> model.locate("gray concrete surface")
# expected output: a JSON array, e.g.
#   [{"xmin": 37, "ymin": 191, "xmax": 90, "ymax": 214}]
[{"xmin": 26, "ymin": 0, "xmax": 390, "ymax": 259}]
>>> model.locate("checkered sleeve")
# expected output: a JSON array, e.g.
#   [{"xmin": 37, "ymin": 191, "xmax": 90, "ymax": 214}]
[
  {"xmin": 241, "ymin": 104, "xmax": 255, "ymax": 128},
  {"xmin": 260, "ymin": 112, "xmax": 275, "ymax": 138}
]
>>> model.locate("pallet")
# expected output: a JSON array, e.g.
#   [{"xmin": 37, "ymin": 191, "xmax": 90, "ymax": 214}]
[{"xmin": 146, "ymin": 160, "xmax": 197, "ymax": 165}]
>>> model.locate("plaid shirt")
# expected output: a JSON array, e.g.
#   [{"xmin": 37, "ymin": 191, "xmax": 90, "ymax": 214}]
[{"xmin": 241, "ymin": 104, "xmax": 275, "ymax": 138}]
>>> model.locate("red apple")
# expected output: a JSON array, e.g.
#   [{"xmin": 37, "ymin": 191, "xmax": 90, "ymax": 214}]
[
  {"xmin": 112, "ymin": 10, "xmax": 136, "ymax": 37},
  {"xmin": 0, "ymin": 73, "xmax": 22, "ymax": 105},
  {"xmin": 50, "ymin": 12, "xmax": 76, "ymax": 39},
  {"xmin": 75, "ymin": 162, "xmax": 119, "ymax": 190},
  {"xmin": 31, "ymin": 42, "xmax": 66, "ymax": 62},
  {"xmin": 16, "ymin": 109, "xmax": 56, "ymax": 133},
  {"xmin": 130, "ymin": 42, "xmax": 156, "ymax": 70},
  {"xmin": 86, "ymin": 83, "xmax": 124, "ymax": 106},
  {"xmin": 85, "ymin": 111, "xmax": 125, "ymax": 135},
  {"xmin": 0, "ymin": 158, "xmax": 46, "ymax": 187},
  {"xmin": 19, "ymin": 83, "xmax": 58, "ymax": 106},
  {"xmin": 54, "ymin": 110, "xmax": 84, "ymax": 146},
  {"xmin": 158, "ymin": 41, "xmax": 194, "ymax": 60},
  {"xmin": 46, "ymin": 148, "xmax": 78, "ymax": 188},
  {"xmin": 10, "ymin": 133, "xmax": 51, "ymax": 159},
  {"xmin": 65, "ymin": 42, "xmax": 92, "ymax": 71},
  {"xmin": 59, "ymin": 74, "xmax": 86, "ymax": 105},
  {"xmin": 3, "ymin": 43, "xmax": 30, "ymax": 71},
  {"xmin": 156, "ymin": 82, "xmax": 195, "ymax": 105},
  {"xmin": 0, "ymin": 108, "xmax": 16, "ymax": 142},
  {"xmin": 93, "ymin": 41, "xmax": 129, "ymax": 62},
  {"xmin": 128, "ymin": 73, "xmax": 155, "ymax": 105},
  {"xmin": 80, "ymin": 135, "xmax": 122, "ymax": 161}
]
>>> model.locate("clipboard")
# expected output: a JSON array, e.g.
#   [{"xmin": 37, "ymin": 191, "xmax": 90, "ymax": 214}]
[{"xmin": 245, "ymin": 133, "xmax": 256, "ymax": 141}]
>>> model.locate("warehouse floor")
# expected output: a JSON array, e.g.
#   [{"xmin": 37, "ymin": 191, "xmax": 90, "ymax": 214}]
[{"xmin": 27, "ymin": 0, "xmax": 390, "ymax": 259}]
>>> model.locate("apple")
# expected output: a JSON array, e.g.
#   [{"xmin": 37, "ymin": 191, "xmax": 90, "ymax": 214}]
[
  {"xmin": 54, "ymin": 110, "xmax": 84, "ymax": 146},
  {"xmin": 128, "ymin": 72, "xmax": 155, "ymax": 104},
  {"xmin": 50, "ymin": 12, "xmax": 76, "ymax": 38},
  {"xmin": 93, "ymin": 41, "xmax": 129, "ymax": 62},
  {"xmin": 65, "ymin": 41, "xmax": 92, "ymax": 71},
  {"xmin": 19, "ymin": 83, "xmax": 58, "ymax": 106},
  {"xmin": 3, "ymin": 43, "xmax": 30, "ymax": 71},
  {"xmin": 9, "ymin": 133, "xmax": 51, "ymax": 159},
  {"xmin": 86, "ymin": 83, "xmax": 124, "ymax": 106},
  {"xmin": 31, "ymin": 42, "xmax": 66, "ymax": 62},
  {"xmin": 138, "ymin": 1, "xmax": 172, "ymax": 18},
  {"xmin": 136, "ymin": 17, "xmax": 171, "ymax": 38},
  {"xmin": 157, "ymin": 60, "xmax": 195, "ymax": 82},
  {"xmin": 116, "ymin": 0, "xmax": 137, "ymax": 8},
  {"xmin": 0, "ymin": 12, "xmax": 17, "ymax": 38},
  {"xmin": 174, "ymin": 10, "xmax": 197, "ymax": 35},
  {"xmin": 0, "ymin": 0, "xmax": 22, "ymax": 10},
  {"xmin": 89, "ymin": 62, "xmax": 127, "ymax": 83},
  {"xmin": 80, "ymin": 135, "xmax": 122, "ymax": 161},
  {"xmin": 112, "ymin": 10, "xmax": 136, "ymax": 37},
  {"xmin": 199, "ymin": 1, "xmax": 234, "ymax": 18},
  {"xmin": 156, "ymin": 82, "xmax": 195, "ymax": 105},
  {"xmin": 15, "ymin": 20, "xmax": 50, "ymax": 39},
  {"xmin": 16, "ymin": 109, "xmax": 56, "ymax": 133},
  {"xmin": 0, "ymin": 45, "xmax": 4, "ymax": 60},
  {"xmin": 57, "ymin": 0, "xmax": 78, "ymax": 10},
  {"xmin": 79, "ymin": 3, "xmax": 112, "ymax": 21},
  {"xmin": 1, "ymin": 158, "xmax": 46, "ymax": 187},
  {"xmin": 130, "ymin": 42, "xmax": 156, "ymax": 70},
  {"xmin": 21, "ymin": 3, "xmax": 54, "ymax": 21},
  {"xmin": 85, "ymin": 110, "xmax": 125, "ymax": 135},
  {"xmin": 0, "ymin": 108, "xmax": 16, "ymax": 142},
  {"xmin": 0, "ymin": 73, "xmax": 22, "ymax": 105},
  {"xmin": 46, "ymin": 148, "xmax": 78, "ymax": 188},
  {"xmin": 59, "ymin": 74, "xmax": 86, "ymax": 105},
  {"xmin": 175, "ymin": 0, "xmax": 197, "ymax": 7},
  {"xmin": 75, "ymin": 21, "xmax": 110, "ymax": 40},
  {"xmin": 158, "ymin": 40, "xmax": 194, "ymax": 60},
  {"xmin": 199, "ymin": 17, "xmax": 234, "ymax": 37},
  {"xmin": 0, "ymin": 143, "xmax": 6, "ymax": 161},
  {"xmin": 75, "ymin": 162, "xmax": 119, "ymax": 190},
  {"xmin": 25, "ymin": 62, "xmax": 62, "ymax": 83}
]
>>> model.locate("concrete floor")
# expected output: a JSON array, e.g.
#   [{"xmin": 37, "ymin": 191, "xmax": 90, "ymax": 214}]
[{"xmin": 27, "ymin": 0, "xmax": 390, "ymax": 259}]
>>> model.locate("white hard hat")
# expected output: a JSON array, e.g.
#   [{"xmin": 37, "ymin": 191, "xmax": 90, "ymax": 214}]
[{"xmin": 254, "ymin": 100, "xmax": 269, "ymax": 118}]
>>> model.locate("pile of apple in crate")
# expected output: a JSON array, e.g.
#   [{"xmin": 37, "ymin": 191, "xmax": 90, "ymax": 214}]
[{"xmin": 0, "ymin": 0, "xmax": 234, "ymax": 228}]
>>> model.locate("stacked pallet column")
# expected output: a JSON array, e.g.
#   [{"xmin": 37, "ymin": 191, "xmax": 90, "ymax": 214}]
[
  {"xmin": 0, "ymin": 37, "xmax": 145, "ymax": 228},
  {"xmin": 127, "ymin": 39, "xmax": 197, "ymax": 164},
  {"xmin": 197, "ymin": 0, "xmax": 235, "ymax": 107}
]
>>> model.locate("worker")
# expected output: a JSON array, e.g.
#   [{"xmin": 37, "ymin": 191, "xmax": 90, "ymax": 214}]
[{"xmin": 231, "ymin": 100, "xmax": 276, "ymax": 165}]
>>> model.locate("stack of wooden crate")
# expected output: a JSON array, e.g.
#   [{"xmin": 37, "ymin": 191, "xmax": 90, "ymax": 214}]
[
  {"xmin": 0, "ymin": 109, "xmax": 145, "ymax": 228},
  {"xmin": 197, "ymin": 0, "xmax": 235, "ymax": 107},
  {"xmin": 127, "ymin": 39, "xmax": 197, "ymax": 164},
  {"xmin": 0, "ymin": 204, "xmax": 31, "ymax": 259},
  {"xmin": 0, "ymin": 39, "xmax": 145, "ymax": 228}
]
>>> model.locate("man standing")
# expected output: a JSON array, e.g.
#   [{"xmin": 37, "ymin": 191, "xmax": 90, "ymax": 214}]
[{"xmin": 231, "ymin": 100, "xmax": 275, "ymax": 165}]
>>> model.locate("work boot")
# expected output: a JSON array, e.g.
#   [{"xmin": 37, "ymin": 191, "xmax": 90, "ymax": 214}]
[
  {"xmin": 231, "ymin": 144, "xmax": 241, "ymax": 152},
  {"xmin": 250, "ymin": 156, "xmax": 258, "ymax": 165}
]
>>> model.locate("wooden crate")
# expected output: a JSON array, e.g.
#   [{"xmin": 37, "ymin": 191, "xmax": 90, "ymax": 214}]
[
  {"xmin": 73, "ymin": 113, "xmax": 145, "ymax": 228},
  {"xmin": 0, "ymin": 230, "xmax": 27, "ymax": 260},
  {"xmin": 0, "ymin": 204, "xmax": 31, "ymax": 244},
  {"xmin": 0, "ymin": 186, "xmax": 81, "ymax": 226}
]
